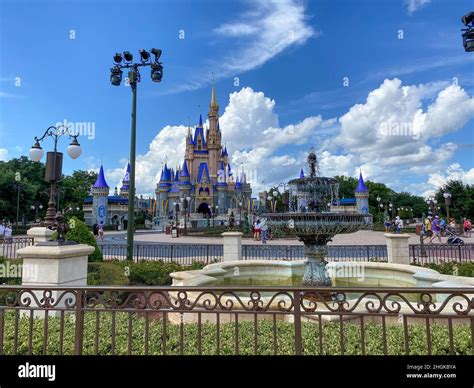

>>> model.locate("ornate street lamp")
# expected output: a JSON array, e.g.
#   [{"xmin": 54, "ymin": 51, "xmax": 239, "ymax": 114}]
[
  {"xmin": 461, "ymin": 11, "xmax": 474, "ymax": 52},
  {"xmin": 238, "ymin": 201, "xmax": 243, "ymax": 227},
  {"xmin": 110, "ymin": 48, "xmax": 163, "ymax": 261},
  {"xmin": 29, "ymin": 125, "xmax": 82, "ymax": 226}
]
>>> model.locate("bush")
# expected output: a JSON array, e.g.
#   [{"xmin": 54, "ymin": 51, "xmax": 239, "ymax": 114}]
[
  {"xmin": 65, "ymin": 216, "xmax": 103, "ymax": 262},
  {"xmin": 88, "ymin": 262, "xmax": 129, "ymax": 286},
  {"xmin": 0, "ymin": 313, "xmax": 471, "ymax": 355},
  {"xmin": 422, "ymin": 262, "xmax": 474, "ymax": 277}
]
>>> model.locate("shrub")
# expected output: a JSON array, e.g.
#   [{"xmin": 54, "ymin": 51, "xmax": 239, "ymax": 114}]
[
  {"xmin": 88, "ymin": 262, "xmax": 129, "ymax": 286},
  {"xmin": 65, "ymin": 216, "xmax": 103, "ymax": 262},
  {"xmin": 422, "ymin": 262, "xmax": 474, "ymax": 277}
]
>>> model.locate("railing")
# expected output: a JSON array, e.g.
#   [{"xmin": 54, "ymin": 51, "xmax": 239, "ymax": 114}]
[
  {"xmin": 410, "ymin": 244, "xmax": 474, "ymax": 265},
  {"xmin": 0, "ymin": 285, "xmax": 472, "ymax": 355},
  {"xmin": 242, "ymin": 244, "xmax": 388, "ymax": 262},
  {"xmin": 0, "ymin": 237, "xmax": 34, "ymax": 260},
  {"xmin": 99, "ymin": 243, "xmax": 223, "ymax": 265}
]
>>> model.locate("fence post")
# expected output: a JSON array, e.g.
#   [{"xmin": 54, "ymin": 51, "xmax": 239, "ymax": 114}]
[
  {"xmin": 293, "ymin": 290, "xmax": 303, "ymax": 355},
  {"xmin": 74, "ymin": 289, "xmax": 85, "ymax": 355},
  {"xmin": 366, "ymin": 245, "xmax": 370, "ymax": 261},
  {"xmin": 170, "ymin": 245, "xmax": 173, "ymax": 261}
]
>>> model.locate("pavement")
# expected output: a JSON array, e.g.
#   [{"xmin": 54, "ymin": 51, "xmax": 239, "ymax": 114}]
[{"xmin": 99, "ymin": 230, "xmax": 474, "ymax": 246}]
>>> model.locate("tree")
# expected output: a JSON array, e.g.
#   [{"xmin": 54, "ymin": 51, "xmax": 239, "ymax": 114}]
[
  {"xmin": 435, "ymin": 180, "xmax": 474, "ymax": 220},
  {"xmin": 57, "ymin": 170, "xmax": 97, "ymax": 221},
  {"xmin": 65, "ymin": 216, "xmax": 103, "ymax": 262}
]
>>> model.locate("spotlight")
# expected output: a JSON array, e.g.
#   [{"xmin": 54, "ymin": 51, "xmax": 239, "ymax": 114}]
[
  {"xmin": 113, "ymin": 53, "xmax": 123, "ymax": 64},
  {"xmin": 150, "ymin": 48, "xmax": 162, "ymax": 62},
  {"xmin": 139, "ymin": 49, "xmax": 150, "ymax": 62},
  {"xmin": 110, "ymin": 66, "xmax": 123, "ymax": 86},
  {"xmin": 123, "ymin": 51, "xmax": 133, "ymax": 62},
  {"xmin": 150, "ymin": 62, "xmax": 163, "ymax": 82},
  {"xmin": 462, "ymin": 11, "xmax": 474, "ymax": 26}
]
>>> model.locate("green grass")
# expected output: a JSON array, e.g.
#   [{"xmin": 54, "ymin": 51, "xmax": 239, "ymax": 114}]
[{"xmin": 1, "ymin": 311, "xmax": 471, "ymax": 355}]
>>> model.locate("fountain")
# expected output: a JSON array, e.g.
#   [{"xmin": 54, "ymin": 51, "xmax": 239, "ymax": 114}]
[{"xmin": 262, "ymin": 151, "xmax": 372, "ymax": 288}]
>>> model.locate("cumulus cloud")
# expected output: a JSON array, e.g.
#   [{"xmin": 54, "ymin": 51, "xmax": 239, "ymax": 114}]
[{"xmin": 107, "ymin": 79, "xmax": 473, "ymax": 198}]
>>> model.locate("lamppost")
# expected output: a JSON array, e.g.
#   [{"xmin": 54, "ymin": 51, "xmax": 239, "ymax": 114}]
[
  {"xmin": 267, "ymin": 195, "xmax": 274, "ymax": 212},
  {"xmin": 30, "ymin": 202, "xmax": 43, "ymax": 223},
  {"xmin": 174, "ymin": 201, "xmax": 180, "ymax": 227},
  {"xmin": 376, "ymin": 196, "xmax": 381, "ymax": 222},
  {"xmin": 182, "ymin": 196, "xmax": 191, "ymax": 233},
  {"xmin": 461, "ymin": 11, "xmax": 474, "ymax": 52},
  {"xmin": 29, "ymin": 125, "xmax": 82, "ymax": 226},
  {"xmin": 238, "ymin": 201, "xmax": 243, "ymax": 226},
  {"xmin": 13, "ymin": 175, "xmax": 22, "ymax": 228},
  {"xmin": 443, "ymin": 192, "xmax": 452, "ymax": 220},
  {"xmin": 426, "ymin": 196, "xmax": 437, "ymax": 215},
  {"xmin": 110, "ymin": 48, "xmax": 163, "ymax": 261}
]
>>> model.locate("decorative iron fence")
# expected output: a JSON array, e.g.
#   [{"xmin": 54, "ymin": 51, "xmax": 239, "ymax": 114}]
[
  {"xmin": 410, "ymin": 244, "xmax": 474, "ymax": 265},
  {"xmin": 0, "ymin": 237, "xmax": 34, "ymax": 260},
  {"xmin": 99, "ymin": 243, "xmax": 223, "ymax": 264},
  {"xmin": 0, "ymin": 285, "xmax": 472, "ymax": 355},
  {"xmin": 242, "ymin": 244, "xmax": 388, "ymax": 262}
]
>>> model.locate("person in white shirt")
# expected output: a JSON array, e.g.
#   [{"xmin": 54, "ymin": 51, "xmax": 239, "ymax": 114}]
[
  {"xmin": 4, "ymin": 224, "xmax": 12, "ymax": 242},
  {"xmin": 0, "ymin": 222, "xmax": 5, "ymax": 238}
]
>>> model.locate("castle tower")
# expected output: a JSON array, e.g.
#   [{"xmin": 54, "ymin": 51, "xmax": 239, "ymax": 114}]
[
  {"xmin": 91, "ymin": 164, "xmax": 110, "ymax": 225},
  {"xmin": 120, "ymin": 163, "xmax": 131, "ymax": 198},
  {"xmin": 207, "ymin": 80, "xmax": 221, "ymax": 180},
  {"xmin": 355, "ymin": 170, "xmax": 369, "ymax": 214}
]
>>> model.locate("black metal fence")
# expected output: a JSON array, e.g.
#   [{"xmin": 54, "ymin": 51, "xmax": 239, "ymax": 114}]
[
  {"xmin": 99, "ymin": 243, "xmax": 223, "ymax": 265},
  {"xmin": 411, "ymin": 244, "xmax": 474, "ymax": 265},
  {"xmin": 0, "ymin": 285, "xmax": 472, "ymax": 355},
  {"xmin": 0, "ymin": 237, "xmax": 34, "ymax": 260}
]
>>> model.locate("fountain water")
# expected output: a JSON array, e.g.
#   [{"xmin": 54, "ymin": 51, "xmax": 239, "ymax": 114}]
[{"xmin": 263, "ymin": 151, "xmax": 372, "ymax": 287}]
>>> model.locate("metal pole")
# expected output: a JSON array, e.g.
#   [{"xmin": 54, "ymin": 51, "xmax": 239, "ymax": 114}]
[
  {"xmin": 16, "ymin": 185, "xmax": 20, "ymax": 228},
  {"xmin": 126, "ymin": 70, "xmax": 137, "ymax": 261}
]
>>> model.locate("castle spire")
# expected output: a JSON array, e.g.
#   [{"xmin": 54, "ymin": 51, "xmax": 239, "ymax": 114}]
[
  {"xmin": 355, "ymin": 169, "xmax": 368, "ymax": 193},
  {"xmin": 210, "ymin": 77, "xmax": 218, "ymax": 109},
  {"xmin": 93, "ymin": 164, "xmax": 109, "ymax": 189}
]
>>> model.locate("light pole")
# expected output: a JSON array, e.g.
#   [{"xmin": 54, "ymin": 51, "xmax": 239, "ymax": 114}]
[
  {"xmin": 30, "ymin": 202, "xmax": 43, "ymax": 222},
  {"xmin": 238, "ymin": 201, "xmax": 243, "ymax": 226},
  {"xmin": 29, "ymin": 125, "xmax": 82, "ymax": 226},
  {"xmin": 461, "ymin": 11, "xmax": 474, "ymax": 52},
  {"xmin": 14, "ymin": 176, "xmax": 22, "ymax": 228},
  {"xmin": 110, "ymin": 48, "xmax": 163, "ymax": 261},
  {"xmin": 443, "ymin": 192, "xmax": 452, "ymax": 220},
  {"xmin": 183, "ymin": 196, "xmax": 190, "ymax": 233}
]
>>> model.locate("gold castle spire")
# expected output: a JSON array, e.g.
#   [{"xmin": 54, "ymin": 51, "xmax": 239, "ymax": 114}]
[{"xmin": 210, "ymin": 75, "xmax": 218, "ymax": 110}]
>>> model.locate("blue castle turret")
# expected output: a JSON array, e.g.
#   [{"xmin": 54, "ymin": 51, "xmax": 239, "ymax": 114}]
[
  {"xmin": 355, "ymin": 170, "xmax": 369, "ymax": 214},
  {"xmin": 91, "ymin": 165, "xmax": 110, "ymax": 225}
]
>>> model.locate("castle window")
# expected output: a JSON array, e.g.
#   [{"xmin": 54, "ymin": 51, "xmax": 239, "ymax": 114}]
[{"xmin": 198, "ymin": 139, "xmax": 202, "ymax": 150}]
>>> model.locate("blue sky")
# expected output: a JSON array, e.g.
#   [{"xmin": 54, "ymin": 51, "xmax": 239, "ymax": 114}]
[{"xmin": 0, "ymin": 0, "xmax": 473, "ymax": 197}]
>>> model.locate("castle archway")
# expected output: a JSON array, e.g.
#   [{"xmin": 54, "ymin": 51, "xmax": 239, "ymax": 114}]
[{"xmin": 196, "ymin": 202, "xmax": 210, "ymax": 217}]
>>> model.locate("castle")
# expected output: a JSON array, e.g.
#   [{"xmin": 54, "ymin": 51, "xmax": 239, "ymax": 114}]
[
  {"xmin": 155, "ymin": 82, "xmax": 252, "ymax": 219},
  {"xmin": 84, "ymin": 83, "xmax": 252, "ymax": 227}
]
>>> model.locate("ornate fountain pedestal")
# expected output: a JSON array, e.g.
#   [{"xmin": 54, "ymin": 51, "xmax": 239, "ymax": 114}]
[{"xmin": 302, "ymin": 243, "xmax": 331, "ymax": 287}]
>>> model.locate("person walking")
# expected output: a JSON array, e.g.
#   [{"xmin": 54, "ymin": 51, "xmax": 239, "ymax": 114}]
[
  {"xmin": 260, "ymin": 219, "xmax": 268, "ymax": 245},
  {"xmin": 384, "ymin": 216, "xmax": 391, "ymax": 233},
  {"xmin": 98, "ymin": 222, "xmax": 104, "ymax": 241},
  {"xmin": 0, "ymin": 221, "xmax": 4, "ymax": 239},
  {"xmin": 428, "ymin": 215, "xmax": 442, "ymax": 244},
  {"xmin": 394, "ymin": 216, "xmax": 403, "ymax": 233},
  {"xmin": 422, "ymin": 216, "xmax": 432, "ymax": 241},
  {"xmin": 4, "ymin": 224, "xmax": 12, "ymax": 243},
  {"xmin": 254, "ymin": 219, "xmax": 261, "ymax": 241},
  {"xmin": 92, "ymin": 222, "xmax": 98, "ymax": 238},
  {"xmin": 463, "ymin": 218, "xmax": 472, "ymax": 237}
]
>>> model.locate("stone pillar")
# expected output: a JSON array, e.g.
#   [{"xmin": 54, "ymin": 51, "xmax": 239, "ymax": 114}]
[
  {"xmin": 384, "ymin": 233, "xmax": 410, "ymax": 265},
  {"xmin": 16, "ymin": 243, "xmax": 94, "ymax": 317},
  {"xmin": 27, "ymin": 227, "xmax": 54, "ymax": 244},
  {"xmin": 221, "ymin": 232, "xmax": 243, "ymax": 262}
]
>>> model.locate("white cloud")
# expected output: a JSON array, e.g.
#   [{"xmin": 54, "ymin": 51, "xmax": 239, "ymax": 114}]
[
  {"xmin": 0, "ymin": 148, "xmax": 8, "ymax": 161},
  {"xmin": 428, "ymin": 163, "xmax": 474, "ymax": 188},
  {"xmin": 405, "ymin": 0, "xmax": 431, "ymax": 14},
  {"xmin": 169, "ymin": 0, "xmax": 315, "ymax": 94},
  {"xmin": 107, "ymin": 79, "xmax": 474, "ymax": 198}
]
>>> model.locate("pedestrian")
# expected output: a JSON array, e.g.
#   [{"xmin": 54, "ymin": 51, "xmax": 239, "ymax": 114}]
[
  {"xmin": 439, "ymin": 217, "xmax": 447, "ymax": 236},
  {"xmin": 254, "ymin": 219, "xmax": 261, "ymax": 241},
  {"xmin": 98, "ymin": 222, "xmax": 104, "ymax": 241},
  {"xmin": 428, "ymin": 215, "xmax": 442, "ymax": 244},
  {"xmin": 260, "ymin": 219, "xmax": 268, "ymax": 245},
  {"xmin": 0, "ymin": 221, "xmax": 4, "ymax": 239},
  {"xmin": 463, "ymin": 218, "xmax": 472, "ymax": 237},
  {"xmin": 422, "ymin": 216, "xmax": 432, "ymax": 241},
  {"xmin": 92, "ymin": 222, "xmax": 98, "ymax": 238},
  {"xmin": 4, "ymin": 224, "xmax": 12, "ymax": 243},
  {"xmin": 394, "ymin": 216, "xmax": 403, "ymax": 233},
  {"xmin": 384, "ymin": 216, "xmax": 391, "ymax": 233}
]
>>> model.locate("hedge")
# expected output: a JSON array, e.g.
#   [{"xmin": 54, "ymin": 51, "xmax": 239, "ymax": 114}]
[{"xmin": 0, "ymin": 311, "xmax": 471, "ymax": 355}]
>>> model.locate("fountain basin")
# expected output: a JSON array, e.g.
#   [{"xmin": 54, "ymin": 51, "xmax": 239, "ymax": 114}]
[{"xmin": 169, "ymin": 260, "xmax": 474, "ymax": 324}]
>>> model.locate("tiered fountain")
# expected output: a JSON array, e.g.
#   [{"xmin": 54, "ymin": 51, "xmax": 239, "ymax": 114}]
[{"xmin": 263, "ymin": 151, "xmax": 372, "ymax": 287}]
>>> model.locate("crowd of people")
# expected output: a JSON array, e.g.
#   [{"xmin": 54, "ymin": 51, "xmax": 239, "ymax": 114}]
[{"xmin": 420, "ymin": 215, "xmax": 471, "ymax": 243}]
